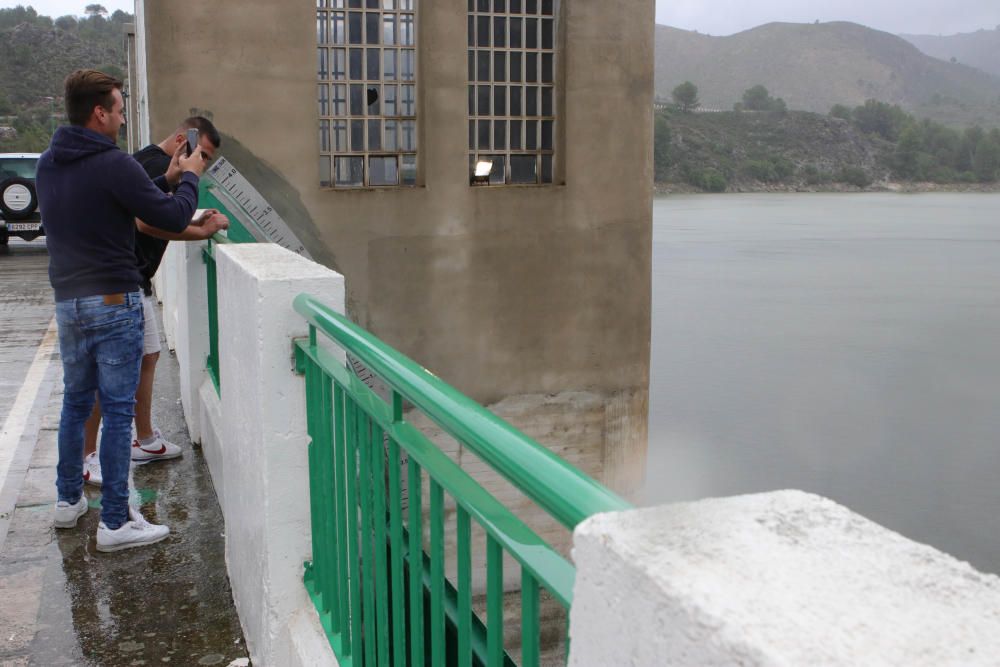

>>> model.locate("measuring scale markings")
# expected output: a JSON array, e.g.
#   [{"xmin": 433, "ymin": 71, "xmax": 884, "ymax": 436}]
[{"xmin": 205, "ymin": 157, "xmax": 312, "ymax": 259}]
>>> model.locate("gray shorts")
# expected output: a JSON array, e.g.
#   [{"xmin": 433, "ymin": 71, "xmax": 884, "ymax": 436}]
[{"xmin": 142, "ymin": 294, "xmax": 161, "ymax": 356}]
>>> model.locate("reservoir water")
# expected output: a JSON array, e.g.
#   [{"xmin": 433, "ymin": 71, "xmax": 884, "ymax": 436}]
[{"xmin": 646, "ymin": 193, "xmax": 1000, "ymax": 575}]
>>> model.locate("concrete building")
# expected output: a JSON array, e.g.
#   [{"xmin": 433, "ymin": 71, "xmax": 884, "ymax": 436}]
[{"xmin": 132, "ymin": 0, "xmax": 653, "ymax": 550}]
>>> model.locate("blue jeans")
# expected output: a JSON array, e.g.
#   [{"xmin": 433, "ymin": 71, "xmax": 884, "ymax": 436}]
[{"xmin": 55, "ymin": 292, "xmax": 143, "ymax": 530}]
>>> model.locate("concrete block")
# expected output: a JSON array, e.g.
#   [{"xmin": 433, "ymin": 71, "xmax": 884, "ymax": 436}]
[
  {"xmin": 569, "ymin": 490, "xmax": 1000, "ymax": 667},
  {"xmin": 168, "ymin": 240, "xmax": 210, "ymax": 444},
  {"xmin": 215, "ymin": 243, "xmax": 345, "ymax": 666}
]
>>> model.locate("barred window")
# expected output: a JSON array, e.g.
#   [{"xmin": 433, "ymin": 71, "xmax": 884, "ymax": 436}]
[
  {"xmin": 467, "ymin": 0, "xmax": 556, "ymax": 185},
  {"xmin": 318, "ymin": 0, "xmax": 417, "ymax": 188}
]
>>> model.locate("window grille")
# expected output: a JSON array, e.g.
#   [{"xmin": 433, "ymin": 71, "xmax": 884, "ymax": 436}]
[
  {"xmin": 318, "ymin": 0, "xmax": 417, "ymax": 187},
  {"xmin": 467, "ymin": 0, "xmax": 556, "ymax": 185}
]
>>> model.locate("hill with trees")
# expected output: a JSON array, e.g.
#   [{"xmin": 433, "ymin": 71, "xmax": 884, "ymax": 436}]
[
  {"xmin": 0, "ymin": 4, "xmax": 131, "ymax": 151},
  {"xmin": 901, "ymin": 27, "xmax": 1000, "ymax": 79},
  {"xmin": 655, "ymin": 98, "xmax": 1000, "ymax": 192},
  {"xmin": 654, "ymin": 22, "xmax": 1000, "ymax": 128}
]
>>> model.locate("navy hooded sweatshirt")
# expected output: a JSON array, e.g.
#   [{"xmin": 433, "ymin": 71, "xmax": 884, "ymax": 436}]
[{"xmin": 36, "ymin": 126, "xmax": 199, "ymax": 301}]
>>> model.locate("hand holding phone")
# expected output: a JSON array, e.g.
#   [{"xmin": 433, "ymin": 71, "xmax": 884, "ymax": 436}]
[{"xmin": 186, "ymin": 128, "xmax": 199, "ymax": 157}]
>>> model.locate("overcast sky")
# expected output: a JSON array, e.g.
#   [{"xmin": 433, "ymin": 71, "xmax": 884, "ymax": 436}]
[{"xmin": 2, "ymin": 0, "xmax": 999, "ymax": 37}]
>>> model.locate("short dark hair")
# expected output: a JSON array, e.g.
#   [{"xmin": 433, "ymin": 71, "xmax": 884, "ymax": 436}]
[
  {"xmin": 64, "ymin": 69, "xmax": 122, "ymax": 126},
  {"xmin": 179, "ymin": 116, "xmax": 221, "ymax": 149}
]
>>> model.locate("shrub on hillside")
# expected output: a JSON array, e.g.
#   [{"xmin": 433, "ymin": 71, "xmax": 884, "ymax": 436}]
[
  {"xmin": 836, "ymin": 166, "xmax": 873, "ymax": 188},
  {"xmin": 683, "ymin": 166, "xmax": 728, "ymax": 192},
  {"xmin": 801, "ymin": 165, "xmax": 831, "ymax": 185},
  {"xmin": 743, "ymin": 156, "xmax": 795, "ymax": 183}
]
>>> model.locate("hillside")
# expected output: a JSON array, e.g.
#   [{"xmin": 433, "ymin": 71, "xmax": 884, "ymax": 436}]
[
  {"xmin": 657, "ymin": 110, "xmax": 890, "ymax": 191},
  {"xmin": 0, "ymin": 6, "xmax": 130, "ymax": 151},
  {"xmin": 901, "ymin": 28, "xmax": 1000, "ymax": 79},
  {"xmin": 655, "ymin": 108, "xmax": 1000, "ymax": 192},
  {"xmin": 655, "ymin": 22, "xmax": 1000, "ymax": 128}
]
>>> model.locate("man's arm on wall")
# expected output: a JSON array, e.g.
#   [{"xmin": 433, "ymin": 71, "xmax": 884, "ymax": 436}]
[{"xmin": 136, "ymin": 210, "xmax": 229, "ymax": 241}]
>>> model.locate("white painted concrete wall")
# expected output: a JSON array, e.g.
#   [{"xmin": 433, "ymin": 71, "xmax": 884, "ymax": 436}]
[
  {"xmin": 568, "ymin": 490, "xmax": 1000, "ymax": 667},
  {"xmin": 159, "ymin": 241, "xmax": 342, "ymax": 667}
]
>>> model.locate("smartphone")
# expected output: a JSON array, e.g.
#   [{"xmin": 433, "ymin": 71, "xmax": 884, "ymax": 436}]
[{"xmin": 186, "ymin": 128, "xmax": 199, "ymax": 157}]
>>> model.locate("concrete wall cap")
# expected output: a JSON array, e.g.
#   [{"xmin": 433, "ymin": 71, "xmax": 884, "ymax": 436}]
[
  {"xmin": 571, "ymin": 489, "xmax": 1000, "ymax": 666},
  {"xmin": 218, "ymin": 243, "xmax": 332, "ymax": 281}
]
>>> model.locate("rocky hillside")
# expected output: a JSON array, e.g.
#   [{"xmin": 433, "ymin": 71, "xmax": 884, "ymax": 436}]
[
  {"xmin": 657, "ymin": 110, "xmax": 892, "ymax": 191},
  {"xmin": 655, "ymin": 107, "xmax": 1000, "ymax": 191},
  {"xmin": 901, "ymin": 28, "xmax": 1000, "ymax": 79},
  {"xmin": 0, "ymin": 7, "xmax": 130, "ymax": 151},
  {"xmin": 1, "ymin": 22, "xmax": 124, "ymax": 105},
  {"xmin": 655, "ymin": 22, "xmax": 1000, "ymax": 128}
]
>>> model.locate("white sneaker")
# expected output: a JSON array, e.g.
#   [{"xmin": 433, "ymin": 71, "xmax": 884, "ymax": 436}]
[
  {"xmin": 96, "ymin": 507, "xmax": 170, "ymax": 552},
  {"xmin": 83, "ymin": 452, "xmax": 102, "ymax": 486},
  {"xmin": 131, "ymin": 429, "xmax": 182, "ymax": 464},
  {"xmin": 54, "ymin": 497, "xmax": 88, "ymax": 528}
]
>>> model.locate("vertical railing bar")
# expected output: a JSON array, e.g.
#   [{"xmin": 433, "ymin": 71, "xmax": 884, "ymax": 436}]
[
  {"xmin": 319, "ymin": 372, "xmax": 340, "ymax": 629},
  {"xmin": 359, "ymin": 410, "xmax": 377, "ymax": 667},
  {"xmin": 345, "ymin": 397, "xmax": 364, "ymax": 660},
  {"xmin": 564, "ymin": 603, "xmax": 571, "ymax": 667},
  {"xmin": 387, "ymin": 438, "xmax": 406, "ymax": 667},
  {"xmin": 333, "ymin": 382, "xmax": 352, "ymax": 654},
  {"xmin": 486, "ymin": 535, "xmax": 504, "ymax": 667},
  {"xmin": 457, "ymin": 507, "xmax": 472, "ymax": 667},
  {"xmin": 309, "ymin": 359, "xmax": 327, "ymax": 615},
  {"xmin": 430, "ymin": 480, "xmax": 445, "ymax": 667},
  {"xmin": 204, "ymin": 241, "xmax": 220, "ymax": 392},
  {"xmin": 521, "ymin": 572, "xmax": 540, "ymax": 667},
  {"xmin": 408, "ymin": 458, "xmax": 424, "ymax": 667},
  {"xmin": 372, "ymin": 422, "xmax": 390, "ymax": 666},
  {"xmin": 305, "ymin": 356, "xmax": 321, "ymax": 601}
]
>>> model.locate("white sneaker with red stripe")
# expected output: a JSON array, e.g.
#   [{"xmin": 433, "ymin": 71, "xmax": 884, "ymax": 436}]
[
  {"xmin": 131, "ymin": 429, "xmax": 182, "ymax": 464},
  {"xmin": 83, "ymin": 451, "xmax": 102, "ymax": 486}
]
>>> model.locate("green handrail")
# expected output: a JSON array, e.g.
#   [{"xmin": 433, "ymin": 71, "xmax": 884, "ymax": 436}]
[{"xmin": 293, "ymin": 293, "xmax": 632, "ymax": 530}]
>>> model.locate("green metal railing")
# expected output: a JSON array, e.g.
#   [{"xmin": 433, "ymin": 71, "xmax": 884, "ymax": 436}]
[
  {"xmin": 199, "ymin": 178, "xmax": 258, "ymax": 395},
  {"xmin": 202, "ymin": 232, "xmax": 233, "ymax": 393},
  {"xmin": 293, "ymin": 293, "xmax": 631, "ymax": 666}
]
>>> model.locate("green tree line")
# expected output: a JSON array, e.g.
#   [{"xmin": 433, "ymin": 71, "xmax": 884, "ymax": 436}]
[
  {"xmin": 830, "ymin": 100, "xmax": 1000, "ymax": 183},
  {"xmin": 654, "ymin": 84, "xmax": 1000, "ymax": 191}
]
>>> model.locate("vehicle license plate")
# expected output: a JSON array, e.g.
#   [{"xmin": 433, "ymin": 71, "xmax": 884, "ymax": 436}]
[{"xmin": 7, "ymin": 222, "xmax": 42, "ymax": 231}]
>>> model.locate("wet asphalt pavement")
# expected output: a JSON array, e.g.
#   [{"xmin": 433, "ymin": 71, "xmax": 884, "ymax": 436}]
[{"xmin": 0, "ymin": 238, "xmax": 249, "ymax": 666}]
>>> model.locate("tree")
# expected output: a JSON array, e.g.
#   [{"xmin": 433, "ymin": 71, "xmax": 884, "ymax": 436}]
[
  {"xmin": 742, "ymin": 85, "xmax": 770, "ymax": 111},
  {"xmin": 829, "ymin": 105, "xmax": 853, "ymax": 121},
  {"xmin": 852, "ymin": 99, "xmax": 908, "ymax": 141},
  {"xmin": 972, "ymin": 131, "xmax": 1000, "ymax": 182},
  {"xmin": 740, "ymin": 85, "xmax": 787, "ymax": 112},
  {"xmin": 671, "ymin": 81, "xmax": 699, "ymax": 112},
  {"xmin": 85, "ymin": 4, "xmax": 108, "ymax": 18},
  {"xmin": 653, "ymin": 114, "xmax": 671, "ymax": 181},
  {"xmin": 54, "ymin": 14, "xmax": 78, "ymax": 31}
]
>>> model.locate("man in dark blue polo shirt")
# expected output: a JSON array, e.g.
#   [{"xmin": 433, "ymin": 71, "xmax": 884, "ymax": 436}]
[{"xmin": 36, "ymin": 69, "xmax": 208, "ymax": 552}]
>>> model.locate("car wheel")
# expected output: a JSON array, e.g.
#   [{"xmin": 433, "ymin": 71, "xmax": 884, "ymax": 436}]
[{"xmin": 0, "ymin": 177, "xmax": 38, "ymax": 220}]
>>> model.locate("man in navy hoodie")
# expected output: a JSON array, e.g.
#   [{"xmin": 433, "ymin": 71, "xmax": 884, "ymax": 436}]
[{"xmin": 36, "ymin": 69, "xmax": 208, "ymax": 552}]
